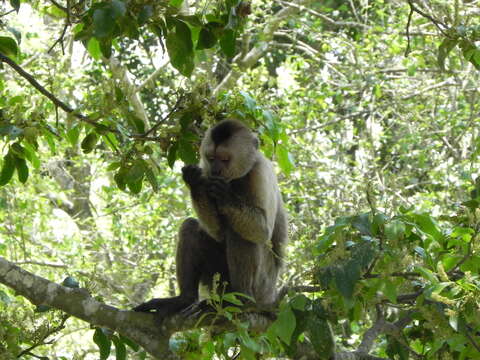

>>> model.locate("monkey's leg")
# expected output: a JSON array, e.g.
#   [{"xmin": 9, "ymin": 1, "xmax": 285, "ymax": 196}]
[
  {"xmin": 134, "ymin": 218, "xmax": 228, "ymax": 317},
  {"xmin": 225, "ymin": 230, "xmax": 279, "ymax": 305}
]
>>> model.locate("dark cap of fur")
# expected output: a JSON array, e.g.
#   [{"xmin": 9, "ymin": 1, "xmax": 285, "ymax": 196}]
[{"xmin": 210, "ymin": 120, "xmax": 245, "ymax": 145}]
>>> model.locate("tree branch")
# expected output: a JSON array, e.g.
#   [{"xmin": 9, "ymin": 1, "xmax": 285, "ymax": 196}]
[
  {"xmin": 0, "ymin": 256, "xmax": 172, "ymax": 359},
  {"xmin": 0, "ymin": 52, "xmax": 112, "ymax": 130},
  {"xmin": 212, "ymin": 0, "xmax": 315, "ymax": 97}
]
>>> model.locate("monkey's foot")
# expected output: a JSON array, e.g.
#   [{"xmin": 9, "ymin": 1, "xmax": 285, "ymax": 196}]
[
  {"xmin": 180, "ymin": 300, "xmax": 215, "ymax": 317},
  {"xmin": 133, "ymin": 296, "xmax": 195, "ymax": 318}
]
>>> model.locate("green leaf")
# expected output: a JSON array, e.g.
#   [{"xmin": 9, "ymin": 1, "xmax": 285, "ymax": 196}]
[
  {"xmin": 438, "ymin": 38, "xmax": 458, "ymax": 71},
  {"xmin": 167, "ymin": 141, "xmax": 178, "ymax": 168},
  {"xmin": 415, "ymin": 266, "xmax": 438, "ymax": 284},
  {"xmin": 179, "ymin": 112, "xmax": 195, "ymax": 130},
  {"xmin": 127, "ymin": 114, "xmax": 145, "ymax": 133},
  {"xmin": 81, "ymin": 132, "xmax": 99, "ymax": 153},
  {"xmin": 127, "ymin": 179, "xmax": 143, "ymax": 194},
  {"xmin": 138, "ymin": 5, "xmax": 153, "ymax": 26},
  {"xmin": 470, "ymin": 49, "xmax": 480, "ymax": 70},
  {"xmin": 66, "ymin": 124, "xmax": 82, "ymax": 146},
  {"xmin": 276, "ymin": 144, "xmax": 294, "ymax": 175},
  {"xmin": 14, "ymin": 156, "xmax": 28, "ymax": 183},
  {"xmin": 351, "ymin": 213, "xmax": 372, "ymax": 236},
  {"xmin": 385, "ymin": 219, "xmax": 406, "ymax": 242},
  {"xmin": 99, "ymin": 38, "xmax": 112, "ymax": 58},
  {"xmin": 413, "ymin": 213, "xmax": 443, "ymax": 242},
  {"xmin": 240, "ymin": 91, "xmax": 256, "ymax": 112},
  {"xmin": 383, "ymin": 279, "xmax": 398, "ymax": 303},
  {"xmin": 166, "ymin": 19, "xmax": 194, "ymax": 77},
  {"xmin": 334, "ymin": 264, "xmax": 357, "ymax": 300},
  {"xmin": 178, "ymin": 138, "xmax": 198, "ymax": 164},
  {"xmin": 119, "ymin": 335, "xmax": 140, "ymax": 351},
  {"xmin": 87, "ymin": 37, "xmax": 102, "ymax": 60},
  {"xmin": 114, "ymin": 168, "xmax": 127, "ymax": 191},
  {"xmin": 272, "ymin": 305, "xmax": 296, "ymax": 345},
  {"xmin": 93, "ymin": 8, "xmax": 116, "ymax": 38},
  {"xmin": 10, "ymin": 142, "xmax": 26, "ymax": 159},
  {"xmin": 220, "ymin": 29, "xmax": 236, "ymax": 57},
  {"xmin": 112, "ymin": 335, "xmax": 127, "ymax": 360},
  {"xmin": 197, "ymin": 27, "xmax": 217, "ymax": 50},
  {"xmin": 111, "ymin": 0, "xmax": 126, "ymax": 18},
  {"xmin": 169, "ymin": 0, "xmax": 184, "ymax": 8},
  {"xmin": 10, "ymin": 0, "xmax": 20, "ymax": 12},
  {"xmin": 126, "ymin": 160, "xmax": 145, "ymax": 183},
  {"xmin": 0, "ymin": 36, "xmax": 19, "ymax": 59},
  {"xmin": 386, "ymin": 336, "xmax": 409, "ymax": 360},
  {"xmin": 22, "ymin": 142, "xmax": 40, "ymax": 169},
  {"xmin": 290, "ymin": 294, "xmax": 308, "ymax": 311},
  {"xmin": 93, "ymin": 328, "xmax": 112, "ymax": 360},
  {"xmin": 308, "ymin": 316, "xmax": 335, "ymax": 358},
  {"xmin": 0, "ymin": 153, "xmax": 15, "ymax": 186},
  {"xmin": 107, "ymin": 162, "xmax": 122, "ymax": 171}
]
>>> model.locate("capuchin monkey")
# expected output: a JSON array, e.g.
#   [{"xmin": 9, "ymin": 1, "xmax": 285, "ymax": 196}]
[{"xmin": 134, "ymin": 119, "xmax": 288, "ymax": 317}]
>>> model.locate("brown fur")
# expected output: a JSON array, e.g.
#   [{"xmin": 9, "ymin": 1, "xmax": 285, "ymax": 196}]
[{"xmin": 134, "ymin": 120, "xmax": 288, "ymax": 315}]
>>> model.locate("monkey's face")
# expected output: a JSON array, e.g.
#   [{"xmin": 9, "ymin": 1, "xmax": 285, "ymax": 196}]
[{"xmin": 200, "ymin": 125, "xmax": 259, "ymax": 182}]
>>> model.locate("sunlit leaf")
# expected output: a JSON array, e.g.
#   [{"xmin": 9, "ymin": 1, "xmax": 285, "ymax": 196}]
[
  {"xmin": 166, "ymin": 19, "xmax": 194, "ymax": 77},
  {"xmin": 0, "ymin": 36, "xmax": 19, "ymax": 59},
  {"xmin": 14, "ymin": 156, "xmax": 28, "ymax": 183},
  {"xmin": 0, "ymin": 153, "xmax": 15, "ymax": 186},
  {"xmin": 112, "ymin": 335, "xmax": 127, "ymax": 360},
  {"xmin": 220, "ymin": 29, "xmax": 236, "ymax": 57},
  {"xmin": 93, "ymin": 328, "xmax": 112, "ymax": 360}
]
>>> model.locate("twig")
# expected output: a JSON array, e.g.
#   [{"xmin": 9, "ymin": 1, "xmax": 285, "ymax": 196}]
[
  {"xmin": 402, "ymin": 79, "xmax": 455, "ymax": 100},
  {"xmin": 291, "ymin": 111, "xmax": 370, "ymax": 134},
  {"xmin": 48, "ymin": 22, "xmax": 69, "ymax": 55},
  {"xmin": 279, "ymin": 0, "xmax": 370, "ymax": 30},
  {"xmin": 0, "ymin": 52, "xmax": 169, "ymax": 142},
  {"xmin": 465, "ymin": 329, "xmax": 480, "ymax": 353},
  {"xmin": 17, "ymin": 314, "xmax": 70, "ymax": 358},
  {"xmin": 0, "ymin": 52, "xmax": 110, "ymax": 129},
  {"xmin": 14, "ymin": 261, "xmax": 66, "ymax": 268},
  {"xmin": 136, "ymin": 63, "xmax": 169, "ymax": 92},
  {"xmin": 142, "ymin": 94, "xmax": 184, "ymax": 137},
  {"xmin": 405, "ymin": 3, "xmax": 414, "ymax": 56},
  {"xmin": 406, "ymin": 0, "xmax": 449, "ymax": 36},
  {"xmin": 48, "ymin": 0, "xmax": 68, "ymax": 13},
  {"xmin": 1, "ymin": 9, "xmax": 16, "ymax": 17}
]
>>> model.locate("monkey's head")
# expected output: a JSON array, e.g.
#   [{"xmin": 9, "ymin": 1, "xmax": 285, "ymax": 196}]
[{"xmin": 200, "ymin": 120, "xmax": 259, "ymax": 181}]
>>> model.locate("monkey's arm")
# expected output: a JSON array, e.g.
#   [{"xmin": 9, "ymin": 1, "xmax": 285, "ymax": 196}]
[
  {"xmin": 208, "ymin": 157, "xmax": 278, "ymax": 244},
  {"xmin": 182, "ymin": 165, "xmax": 223, "ymax": 241}
]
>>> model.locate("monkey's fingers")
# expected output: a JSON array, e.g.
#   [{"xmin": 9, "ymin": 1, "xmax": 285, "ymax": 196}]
[
  {"xmin": 182, "ymin": 165, "xmax": 202, "ymax": 185},
  {"xmin": 180, "ymin": 300, "xmax": 214, "ymax": 317},
  {"xmin": 132, "ymin": 302, "xmax": 155, "ymax": 312}
]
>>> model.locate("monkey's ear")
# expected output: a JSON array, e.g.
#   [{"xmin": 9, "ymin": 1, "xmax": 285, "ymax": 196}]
[{"xmin": 252, "ymin": 135, "xmax": 260, "ymax": 149}]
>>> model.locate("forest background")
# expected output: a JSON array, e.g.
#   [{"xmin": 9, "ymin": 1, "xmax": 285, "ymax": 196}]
[{"xmin": 1, "ymin": 0, "xmax": 480, "ymax": 359}]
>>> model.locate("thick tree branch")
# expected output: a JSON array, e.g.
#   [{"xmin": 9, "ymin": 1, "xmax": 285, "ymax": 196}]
[
  {"xmin": 0, "ymin": 256, "xmax": 274, "ymax": 359},
  {"xmin": 2, "ymin": 257, "xmax": 405, "ymax": 360},
  {"xmin": 108, "ymin": 57, "xmax": 150, "ymax": 127},
  {"xmin": 0, "ymin": 256, "xmax": 173, "ymax": 359}
]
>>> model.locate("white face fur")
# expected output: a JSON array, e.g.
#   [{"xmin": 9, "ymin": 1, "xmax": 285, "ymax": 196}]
[{"xmin": 200, "ymin": 121, "xmax": 259, "ymax": 182}]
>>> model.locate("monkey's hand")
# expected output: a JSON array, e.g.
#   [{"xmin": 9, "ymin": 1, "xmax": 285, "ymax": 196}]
[
  {"xmin": 207, "ymin": 176, "xmax": 237, "ymax": 206},
  {"xmin": 182, "ymin": 165, "xmax": 203, "ymax": 187}
]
